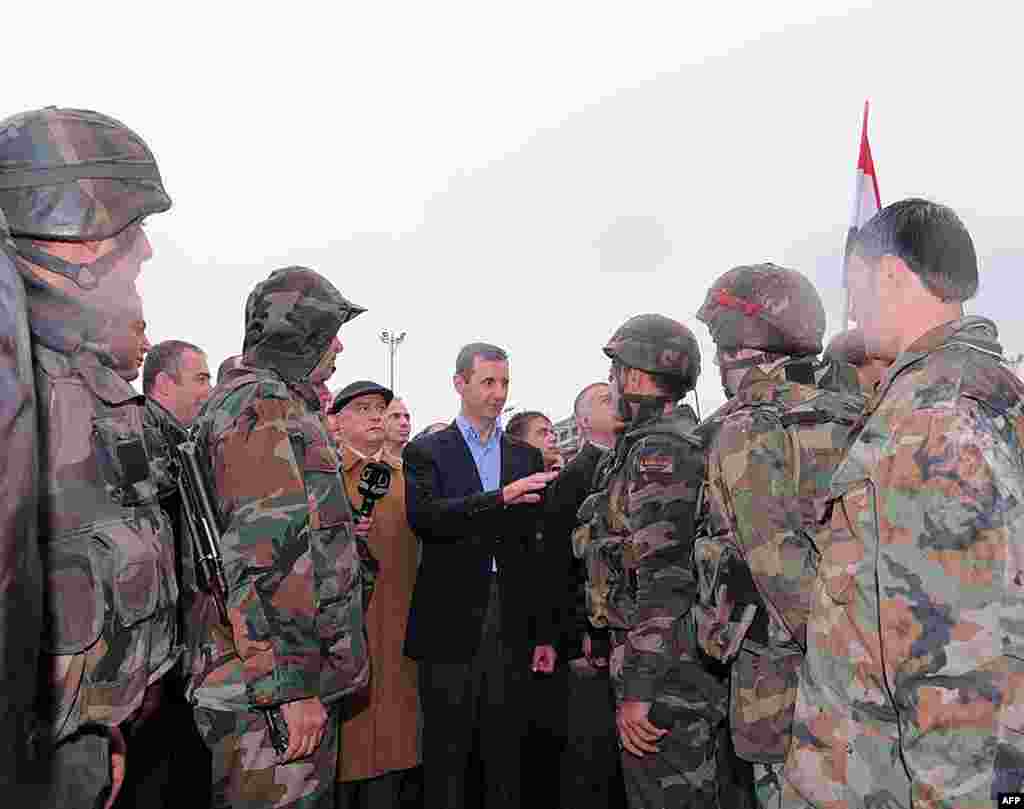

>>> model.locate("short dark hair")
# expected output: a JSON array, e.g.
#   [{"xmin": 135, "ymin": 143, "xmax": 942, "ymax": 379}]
[
  {"xmin": 573, "ymin": 382, "xmax": 608, "ymax": 419},
  {"xmin": 143, "ymin": 340, "xmax": 203, "ymax": 396},
  {"xmin": 849, "ymin": 198, "xmax": 978, "ymax": 302},
  {"xmin": 505, "ymin": 411, "xmax": 549, "ymax": 440},
  {"xmin": 455, "ymin": 342, "xmax": 508, "ymax": 381}
]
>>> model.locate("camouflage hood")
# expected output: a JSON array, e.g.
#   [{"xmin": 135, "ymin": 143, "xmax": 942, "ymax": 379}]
[{"xmin": 242, "ymin": 266, "xmax": 365, "ymax": 382}]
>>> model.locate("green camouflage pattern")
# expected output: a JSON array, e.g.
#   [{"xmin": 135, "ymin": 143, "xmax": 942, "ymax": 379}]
[
  {"xmin": 691, "ymin": 360, "xmax": 862, "ymax": 776},
  {"xmin": 242, "ymin": 266, "xmax": 364, "ymax": 383},
  {"xmin": 575, "ymin": 404, "xmax": 731, "ymax": 804},
  {"xmin": 603, "ymin": 313, "xmax": 701, "ymax": 390},
  {"xmin": 188, "ymin": 267, "xmax": 368, "ymax": 714},
  {"xmin": 696, "ymin": 264, "xmax": 825, "ymax": 356},
  {"xmin": 781, "ymin": 317, "xmax": 1024, "ymax": 809},
  {"xmin": 0, "ymin": 106, "xmax": 171, "ymax": 240},
  {"xmin": 194, "ymin": 705, "xmax": 340, "ymax": 808},
  {"xmin": 0, "ymin": 209, "xmax": 44, "ymax": 789}
]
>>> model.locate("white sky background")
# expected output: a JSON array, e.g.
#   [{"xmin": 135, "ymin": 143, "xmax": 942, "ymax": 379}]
[{"xmin": 7, "ymin": 1, "xmax": 1024, "ymax": 427}]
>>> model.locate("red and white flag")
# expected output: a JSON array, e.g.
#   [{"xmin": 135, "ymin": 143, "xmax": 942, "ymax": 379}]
[{"xmin": 841, "ymin": 101, "xmax": 881, "ymax": 326}]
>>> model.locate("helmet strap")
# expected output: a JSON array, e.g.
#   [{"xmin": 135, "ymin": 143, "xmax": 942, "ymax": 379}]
[{"xmin": 14, "ymin": 225, "xmax": 142, "ymax": 291}]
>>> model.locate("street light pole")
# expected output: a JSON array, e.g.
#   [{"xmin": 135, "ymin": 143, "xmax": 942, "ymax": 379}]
[{"xmin": 379, "ymin": 330, "xmax": 407, "ymax": 390}]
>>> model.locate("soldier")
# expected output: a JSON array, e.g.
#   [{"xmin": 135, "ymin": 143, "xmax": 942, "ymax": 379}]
[
  {"xmin": 0, "ymin": 106, "xmax": 177, "ymax": 809},
  {"xmin": 691, "ymin": 264, "xmax": 864, "ymax": 808},
  {"xmin": 781, "ymin": 198, "xmax": 1024, "ymax": 808},
  {"xmin": 573, "ymin": 314, "xmax": 739, "ymax": 809},
  {"xmin": 0, "ymin": 207, "xmax": 44, "ymax": 795},
  {"xmin": 187, "ymin": 266, "xmax": 369, "ymax": 809}
]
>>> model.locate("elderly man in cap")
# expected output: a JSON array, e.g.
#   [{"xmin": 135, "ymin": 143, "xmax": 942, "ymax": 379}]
[{"xmin": 330, "ymin": 381, "xmax": 422, "ymax": 809}]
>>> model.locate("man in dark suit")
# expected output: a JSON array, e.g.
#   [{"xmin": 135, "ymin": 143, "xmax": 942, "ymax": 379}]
[{"xmin": 403, "ymin": 342, "xmax": 559, "ymax": 809}]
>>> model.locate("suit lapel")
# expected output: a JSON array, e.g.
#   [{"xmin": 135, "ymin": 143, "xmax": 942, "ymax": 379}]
[
  {"xmin": 445, "ymin": 423, "xmax": 484, "ymax": 492},
  {"xmin": 500, "ymin": 434, "xmax": 517, "ymax": 487}
]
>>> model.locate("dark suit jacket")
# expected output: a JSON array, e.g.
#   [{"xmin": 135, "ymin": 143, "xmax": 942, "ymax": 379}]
[
  {"xmin": 403, "ymin": 421, "xmax": 548, "ymax": 662},
  {"xmin": 540, "ymin": 442, "xmax": 609, "ymax": 660}
]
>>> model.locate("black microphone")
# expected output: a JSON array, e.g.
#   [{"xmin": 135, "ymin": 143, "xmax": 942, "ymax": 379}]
[{"xmin": 355, "ymin": 461, "xmax": 392, "ymax": 519}]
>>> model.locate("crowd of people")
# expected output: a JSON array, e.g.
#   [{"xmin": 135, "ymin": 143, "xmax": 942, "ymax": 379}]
[{"xmin": 2, "ymin": 104, "xmax": 1023, "ymax": 809}]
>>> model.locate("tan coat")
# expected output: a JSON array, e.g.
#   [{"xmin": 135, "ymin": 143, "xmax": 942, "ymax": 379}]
[{"xmin": 338, "ymin": 446, "xmax": 421, "ymax": 781}]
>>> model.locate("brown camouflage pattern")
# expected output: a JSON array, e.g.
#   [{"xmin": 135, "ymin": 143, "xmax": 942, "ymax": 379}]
[
  {"xmin": 696, "ymin": 264, "xmax": 826, "ymax": 356},
  {"xmin": 188, "ymin": 267, "xmax": 368, "ymax": 715},
  {"xmin": 0, "ymin": 106, "xmax": 171, "ymax": 240},
  {"xmin": 691, "ymin": 359, "xmax": 862, "ymax": 809},
  {"xmin": 195, "ymin": 705, "xmax": 340, "ymax": 808},
  {"xmin": 0, "ymin": 210, "xmax": 44, "ymax": 788},
  {"xmin": 782, "ymin": 316, "xmax": 1024, "ymax": 808}
]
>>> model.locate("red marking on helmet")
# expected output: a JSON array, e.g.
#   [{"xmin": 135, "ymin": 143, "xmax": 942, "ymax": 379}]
[{"xmin": 714, "ymin": 289, "xmax": 764, "ymax": 317}]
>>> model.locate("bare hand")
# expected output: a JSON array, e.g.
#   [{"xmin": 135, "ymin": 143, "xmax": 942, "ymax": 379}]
[
  {"xmin": 279, "ymin": 697, "xmax": 328, "ymax": 763},
  {"xmin": 617, "ymin": 700, "xmax": 667, "ymax": 757},
  {"xmin": 502, "ymin": 471, "xmax": 558, "ymax": 505},
  {"xmin": 102, "ymin": 725, "xmax": 127, "ymax": 809},
  {"xmin": 694, "ymin": 584, "xmax": 758, "ymax": 662},
  {"xmin": 583, "ymin": 633, "xmax": 608, "ymax": 668},
  {"xmin": 353, "ymin": 516, "xmax": 374, "ymax": 538},
  {"xmin": 531, "ymin": 644, "xmax": 557, "ymax": 674}
]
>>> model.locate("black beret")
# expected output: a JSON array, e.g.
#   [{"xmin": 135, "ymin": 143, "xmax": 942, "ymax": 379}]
[{"xmin": 329, "ymin": 380, "xmax": 394, "ymax": 414}]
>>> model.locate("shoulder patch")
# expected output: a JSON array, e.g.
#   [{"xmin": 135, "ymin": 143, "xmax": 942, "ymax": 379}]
[{"xmin": 636, "ymin": 450, "xmax": 674, "ymax": 475}]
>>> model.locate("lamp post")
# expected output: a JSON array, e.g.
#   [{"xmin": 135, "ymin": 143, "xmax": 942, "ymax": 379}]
[{"xmin": 379, "ymin": 330, "xmax": 407, "ymax": 391}]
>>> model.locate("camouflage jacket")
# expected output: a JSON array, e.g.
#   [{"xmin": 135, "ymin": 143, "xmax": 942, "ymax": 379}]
[
  {"xmin": 23, "ymin": 287, "xmax": 180, "ymax": 742},
  {"xmin": 573, "ymin": 404, "xmax": 705, "ymax": 702},
  {"xmin": 692, "ymin": 359, "xmax": 862, "ymax": 763},
  {"xmin": 784, "ymin": 317, "xmax": 1024, "ymax": 808},
  {"xmin": 0, "ymin": 216, "xmax": 43, "ymax": 784},
  {"xmin": 187, "ymin": 269, "xmax": 368, "ymax": 713}
]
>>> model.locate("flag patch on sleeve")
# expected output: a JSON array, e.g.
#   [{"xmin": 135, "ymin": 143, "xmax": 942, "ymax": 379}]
[{"xmin": 637, "ymin": 453, "xmax": 674, "ymax": 475}]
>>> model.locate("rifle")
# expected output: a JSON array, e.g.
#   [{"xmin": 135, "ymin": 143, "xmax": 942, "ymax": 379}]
[
  {"xmin": 172, "ymin": 439, "xmax": 229, "ymax": 626},
  {"xmin": 171, "ymin": 436, "xmax": 291, "ymax": 758}
]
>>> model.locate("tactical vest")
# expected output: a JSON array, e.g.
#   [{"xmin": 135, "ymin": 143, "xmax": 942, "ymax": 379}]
[
  {"xmin": 693, "ymin": 374, "xmax": 862, "ymax": 762},
  {"xmin": 573, "ymin": 406, "xmax": 700, "ymax": 632}
]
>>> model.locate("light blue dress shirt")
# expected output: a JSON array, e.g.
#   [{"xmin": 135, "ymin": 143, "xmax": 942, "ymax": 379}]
[{"xmin": 455, "ymin": 413, "xmax": 502, "ymax": 572}]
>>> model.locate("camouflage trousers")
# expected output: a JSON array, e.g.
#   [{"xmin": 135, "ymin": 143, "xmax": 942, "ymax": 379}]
[
  {"xmin": 610, "ymin": 634, "xmax": 753, "ymax": 809},
  {"xmin": 36, "ymin": 727, "xmax": 110, "ymax": 809},
  {"xmin": 194, "ymin": 705, "xmax": 340, "ymax": 809}
]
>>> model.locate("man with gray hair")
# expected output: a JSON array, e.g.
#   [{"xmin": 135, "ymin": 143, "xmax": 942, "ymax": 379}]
[{"xmin": 403, "ymin": 341, "xmax": 558, "ymax": 809}]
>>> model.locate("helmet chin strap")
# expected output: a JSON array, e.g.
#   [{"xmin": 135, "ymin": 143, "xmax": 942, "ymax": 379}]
[
  {"xmin": 14, "ymin": 225, "xmax": 142, "ymax": 291},
  {"xmin": 716, "ymin": 351, "xmax": 778, "ymax": 400},
  {"xmin": 621, "ymin": 393, "xmax": 673, "ymax": 427}
]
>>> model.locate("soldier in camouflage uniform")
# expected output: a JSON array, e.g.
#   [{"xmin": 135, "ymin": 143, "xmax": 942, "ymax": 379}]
[
  {"xmin": 187, "ymin": 266, "xmax": 369, "ymax": 809},
  {"xmin": 574, "ymin": 314, "xmax": 741, "ymax": 809},
  {"xmin": 0, "ymin": 106, "xmax": 178, "ymax": 808},
  {"xmin": 823, "ymin": 327, "xmax": 890, "ymax": 397},
  {"xmin": 691, "ymin": 264, "xmax": 864, "ymax": 808},
  {"xmin": 0, "ymin": 206, "xmax": 44, "ymax": 797},
  {"xmin": 781, "ymin": 198, "xmax": 1024, "ymax": 808}
]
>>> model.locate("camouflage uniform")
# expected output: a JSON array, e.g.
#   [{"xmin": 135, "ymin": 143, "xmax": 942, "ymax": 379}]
[
  {"xmin": 575, "ymin": 314, "xmax": 739, "ymax": 809},
  {"xmin": 0, "ymin": 207, "xmax": 44, "ymax": 795},
  {"xmin": 781, "ymin": 316, "xmax": 1024, "ymax": 809},
  {"xmin": 692, "ymin": 265, "xmax": 863, "ymax": 808},
  {"xmin": 187, "ymin": 267, "xmax": 369, "ymax": 809},
  {"xmin": 0, "ymin": 106, "xmax": 177, "ymax": 808}
]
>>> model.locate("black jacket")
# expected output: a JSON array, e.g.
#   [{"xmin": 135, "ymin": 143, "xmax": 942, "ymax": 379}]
[
  {"xmin": 541, "ymin": 442, "xmax": 609, "ymax": 660},
  {"xmin": 403, "ymin": 422, "xmax": 548, "ymax": 662}
]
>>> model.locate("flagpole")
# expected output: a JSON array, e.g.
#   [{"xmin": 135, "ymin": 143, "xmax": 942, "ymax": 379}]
[{"xmin": 841, "ymin": 100, "xmax": 875, "ymax": 332}]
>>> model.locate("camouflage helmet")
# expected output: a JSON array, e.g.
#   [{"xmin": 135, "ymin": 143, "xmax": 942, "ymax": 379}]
[
  {"xmin": 696, "ymin": 263, "xmax": 825, "ymax": 356},
  {"xmin": 0, "ymin": 106, "xmax": 171, "ymax": 241},
  {"xmin": 603, "ymin": 313, "xmax": 700, "ymax": 392}
]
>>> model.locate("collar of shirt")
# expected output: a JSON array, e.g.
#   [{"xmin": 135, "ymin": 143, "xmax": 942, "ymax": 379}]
[{"xmin": 455, "ymin": 413, "xmax": 502, "ymax": 492}]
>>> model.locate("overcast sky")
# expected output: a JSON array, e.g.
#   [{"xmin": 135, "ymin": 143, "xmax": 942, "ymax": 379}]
[{"xmin": 8, "ymin": 1, "xmax": 1023, "ymax": 427}]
